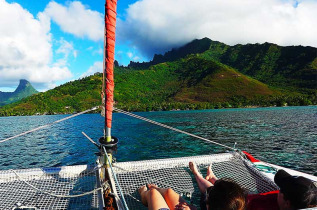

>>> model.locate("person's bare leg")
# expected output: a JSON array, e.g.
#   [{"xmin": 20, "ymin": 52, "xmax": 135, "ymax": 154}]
[
  {"xmin": 138, "ymin": 185, "xmax": 169, "ymax": 210},
  {"xmin": 189, "ymin": 162, "xmax": 213, "ymax": 193},
  {"xmin": 205, "ymin": 164, "xmax": 218, "ymax": 184},
  {"xmin": 147, "ymin": 184, "xmax": 192, "ymax": 210}
]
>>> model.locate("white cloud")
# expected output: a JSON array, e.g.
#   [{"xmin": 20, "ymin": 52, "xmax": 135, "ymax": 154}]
[
  {"xmin": 56, "ymin": 38, "xmax": 74, "ymax": 55},
  {"xmin": 81, "ymin": 61, "xmax": 103, "ymax": 78},
  {"xmin": 93, "ymin": 47, "xmax": 103, "ymax": 55},
  {"xmin": 0, "ymin": 0, "xmax": 72, "ymax": 90},
  {"xmin": 118, "ymin": 0, "xmax": 317, "ymax": 57},
  {"xmin": 126, "ymin": 52, "xmax": 140, "ymax": 61},
  {"xmin": 55, "ymin": 38, "xmax": 76, "ymax": 66},
  {"xmin": 44, "ymin": 1, "xmax": 104, "ymax": 41}
]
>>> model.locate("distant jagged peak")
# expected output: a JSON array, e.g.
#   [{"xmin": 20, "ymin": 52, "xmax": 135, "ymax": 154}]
[
  {"xmin": 18, "ymin": 79, "xmax": 30, "ymax": 87},
  {"xmin": 0, "ymin": 79, "xmax": 38, "ymax": 106},
  {"xmin": 128, "ymin": 37, "xmax": 217, "ymax": 69},
  {"xmin": 14, "ymin": 79, "xmax": 38, "ymax": 93}
]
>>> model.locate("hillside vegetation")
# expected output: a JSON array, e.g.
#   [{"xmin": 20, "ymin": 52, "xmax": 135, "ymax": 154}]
[
  {"xmin": 1, "ymin": 38, "xmax": 316, "ymax": 116},
  {"xmin": 200, "ymin": 41, "xmax": 317, "ymax": 90},
  {"xmin": 173, "ymin": 56, "xmax": 274, "ymax": 103}
]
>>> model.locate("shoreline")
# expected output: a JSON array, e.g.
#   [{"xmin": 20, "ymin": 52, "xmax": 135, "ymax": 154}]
[{"xmin": 1, "ymin": 104, "xmax": 316, "ymax": 117}]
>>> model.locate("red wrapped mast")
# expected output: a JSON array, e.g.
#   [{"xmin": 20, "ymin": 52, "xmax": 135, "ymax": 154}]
[{"xmin": 103, "ymin": 0, "xmax": 117, "ymax": 142}]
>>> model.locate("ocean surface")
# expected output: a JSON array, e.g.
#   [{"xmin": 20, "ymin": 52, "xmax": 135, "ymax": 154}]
[{"xmin": 0, "ymin": 106, "xmax": 316, "ymax": 175}]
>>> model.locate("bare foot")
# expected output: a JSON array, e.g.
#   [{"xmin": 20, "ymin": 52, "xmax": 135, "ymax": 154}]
[
  {"xmin": 189, "ymin": 162, "xmax": 200, "ymax": 176},
  {"xmin": 138, "ymin": 185, "xmax": 148, "ymax": 206},
  {"xmin": 147, "ymin": 184, "xmax": 167, "ymax": 196},
  {"xmin": 147, "ymin": 183, "xmax": 158, "ymax": 189},
  {"xmin": 205, "ymin": 164, "xmax": 217, "ymax": 184}
]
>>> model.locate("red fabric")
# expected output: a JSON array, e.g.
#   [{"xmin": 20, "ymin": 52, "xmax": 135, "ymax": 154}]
[
  {"xmin": 105, "ymin": 0, "xmax": 117, "ymax": 128},
  {"xmin": 247, "ymin": 191, "xmax": 279, "ymax": 210},
  {"xmin": 243, "ymin": 151, "xmax": 260, "ymax": 163}
]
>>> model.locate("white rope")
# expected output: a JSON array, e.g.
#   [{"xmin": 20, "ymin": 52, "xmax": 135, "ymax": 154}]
[
  {"xmin": 114, "ymin": 108, "xmax": 235, "ymax": 151},
  {"xmin": 9, "ymin": 169, "xmax": 106, "ymax": 198},
  {"xmin": 82, "ymin": 131, "xmax": 100, "ymax": 147},
  {"xmin": 103, "ymin": 147, "xmax": 130, "ymax": 210},
  {"xmin": 0, "ymin": 106, "xmax": 99, "ymax": 144}
]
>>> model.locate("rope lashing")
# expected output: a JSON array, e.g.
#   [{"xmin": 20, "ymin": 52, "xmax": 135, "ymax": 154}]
[
  {"xmin": 114, "ymin": 108, "xmax": 235, "ymax": 151},
  {"xmin": 103, "ymin": 146, "xmax": 130, "ymax": 210},
  {"xmin": 0, "ymin": 106, "xmax": 99, "ymax": 144}
]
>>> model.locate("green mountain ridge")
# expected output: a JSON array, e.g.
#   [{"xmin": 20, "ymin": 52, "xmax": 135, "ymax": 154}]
[
  {"xmin": 201, "ymin": 40, "xmax": 317, "ymax": 90},
  {"xmin": 0, "ymin": 79, "xmax": 38, "ymax": 106},
  {"xmin": 130, "ymin": 38, "xmax": 317, "ymax": 91},
  {"xmin": 1, "ymin": 39, "xmax": 316, "ymax": 116},
  {"xmin": 128, "ymin": 38, "xmax": 213, "ymax": 69}
]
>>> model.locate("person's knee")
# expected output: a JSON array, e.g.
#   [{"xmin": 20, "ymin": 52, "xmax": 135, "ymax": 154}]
[
  {"xmin": 148, "ymin": 188, "xmax": 160, "ymax": 199},
  {"xmin": 163, "ymin": 188, "xmax": 175, "ymax": 199}
]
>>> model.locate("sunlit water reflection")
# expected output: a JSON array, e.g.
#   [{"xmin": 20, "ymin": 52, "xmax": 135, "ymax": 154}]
[{"xmin": 0, "ymin": 106, "xmax": 316, "ymax": 175}]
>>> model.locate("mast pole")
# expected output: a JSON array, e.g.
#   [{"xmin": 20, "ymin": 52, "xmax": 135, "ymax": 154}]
[
  {"xmin": 102, "ymin": 2, "xmax": 106, "ymax": 139},
  {"xmin": 104, "ymin": 0, "xmax": 117, "ymax": 142},
  {"xmin": 99, "ymin": 1, "xmax": 119, "ymax": 208}
]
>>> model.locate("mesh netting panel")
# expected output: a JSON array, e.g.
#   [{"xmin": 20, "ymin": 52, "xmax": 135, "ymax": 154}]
[
  {"xmin": 112, "ymin": 152, "xmax": 278, "ymax": 210},
  {"xmin": 0, "ymin": 165, "xmax": 99, "ymax": 210},
  {"xmin": 114, "ymin": 166, "xmax": 194, "ymax": 210}
]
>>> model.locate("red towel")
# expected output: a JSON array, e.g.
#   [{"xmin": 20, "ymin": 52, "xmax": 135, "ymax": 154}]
[{"xmin": 247, "ymin": 190, "xmax": 279, "ymax": 210}]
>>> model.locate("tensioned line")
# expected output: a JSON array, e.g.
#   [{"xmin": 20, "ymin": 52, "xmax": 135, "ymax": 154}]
[
  {"xmin": 1, "ymin": 106, "xmax": 235, "ymax": 151},
  {"xmin": 0, "ymin": 106, "xmax": 99, "ymax": 143},
  {"xmin": 113, "ymin": 108, "xmax": 235, "ymax": 151}
]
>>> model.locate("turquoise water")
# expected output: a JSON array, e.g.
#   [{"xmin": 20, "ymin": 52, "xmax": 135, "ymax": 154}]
[{"xmin": 0, "ymin": 106, "xmax": 316, "ymax": 175}]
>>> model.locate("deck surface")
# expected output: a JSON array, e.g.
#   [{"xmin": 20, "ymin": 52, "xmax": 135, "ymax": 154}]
[
  {"xmin": 111, "ymin": 153, "xmax": 279, "ymax": 209},
  {"xmin": 0, "ymin": 165, "xmax": 99, "ymax": 210}
]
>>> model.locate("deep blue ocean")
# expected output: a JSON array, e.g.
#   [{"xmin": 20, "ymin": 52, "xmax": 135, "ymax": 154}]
[{"xmin": 0, "ymin": 106, "xmax": 316, "ymax": 175}]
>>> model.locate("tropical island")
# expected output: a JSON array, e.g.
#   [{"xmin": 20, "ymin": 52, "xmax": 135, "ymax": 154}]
[{"xmin": 0, "ymin": 38, "xmax": 316, "ymax": 116}]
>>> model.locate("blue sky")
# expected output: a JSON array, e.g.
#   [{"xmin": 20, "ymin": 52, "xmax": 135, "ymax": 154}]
[
  {"xmin": 0, "ymin": 0, "xmax": 316, "ymax": 91},
  {"xmin": 1, "ymin": 0, "xmax": 144, "ymax": 91}
]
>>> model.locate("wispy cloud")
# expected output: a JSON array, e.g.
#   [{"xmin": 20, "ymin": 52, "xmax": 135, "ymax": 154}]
[
  {"xmin": 127, "ymin": 52, "xmax": 133, "ymax": 59},
  {"xmin": 55, "ymin": 38, "xmax": 76, "ymax": 66},
  {"xmin": 80, "ymin": 61, "xmax": 103, "ymax": 78},
  {"xmin": 93, "ymin": 47, "xmax": 103, "ymax": 56},
  {"xmin": 86, "ymin": 46, "xmax": 103, "ymax": 55},
  {"xmin": 86, "ymin": 46, "xmax": 94, "ymax": 51},
  {"xmin": 43, "ymin": 1, "xmax": 103, "ymax": 41},
  {"xmin": 126, "ymin": 52, "xmax": 140, "ymax": 61},
  {"xmin": 56, "ymin": 38, "xmax": 74, "ymax": 55},
  {"xmin": 118, "ymin": 0, "xmax": 317, "ymax": 58}
]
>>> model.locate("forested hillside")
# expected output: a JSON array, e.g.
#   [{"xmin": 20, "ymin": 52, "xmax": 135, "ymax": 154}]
[
  {"xmin": 200, "ymin": 40, "xmax": 317, "ymax": 90},
  {"xmin": 0, "ymin": 38, "xmax": 316, "ymax": 116}
]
